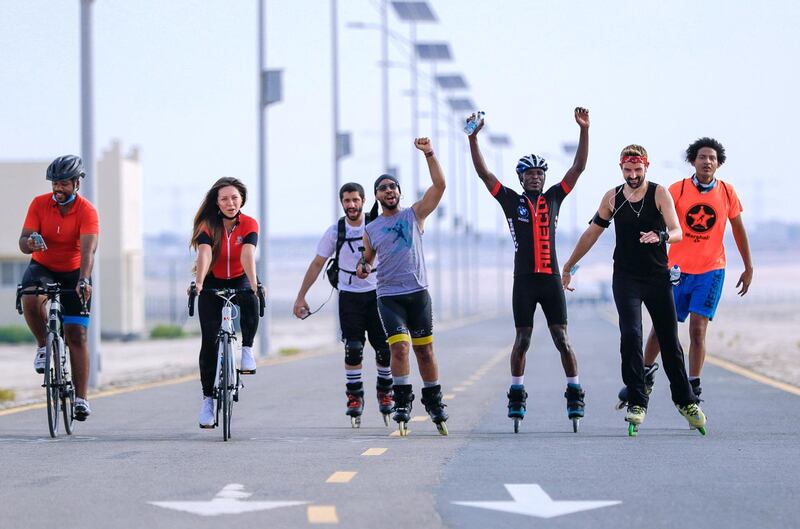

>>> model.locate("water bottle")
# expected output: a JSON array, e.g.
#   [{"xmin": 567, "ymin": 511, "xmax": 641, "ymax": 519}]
[
  {"xmin": 463, "ymin": 111, "xmax": 485, "ymax": 135},
  {"xmin": 669, "ymin": 264, "xmax": 681, "ymax": 286}
]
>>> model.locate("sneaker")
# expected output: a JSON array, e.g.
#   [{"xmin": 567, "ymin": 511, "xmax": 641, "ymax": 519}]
[
  {"xmin": 74, "ymin": 398, "xmax": 91, "ymax": 421},
  {"xmin": 239, "ymin": 346, "xmax": 256, "ymax": 374},
  {"xmin": 198, "ymin": 397, "xmax": 215, "ymax": 428},
  {"xmin": 33, "ymin": 346, "xmax": 46, "ymax": 374},
  {"xmin": 625, "ymin": 404, "xmax": 647, "ymax": 425},
  {"xmin": 676, "ymin": 402, "xmax": 706, "ymax": 429}
]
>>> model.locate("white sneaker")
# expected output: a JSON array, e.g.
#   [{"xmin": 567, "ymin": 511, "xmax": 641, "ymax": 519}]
[
  {"xmin": 74, "ymin": 398, "xmax": 91, "ymax": 421},
  {"xmin": 240, "ymin": 346, "xmax": 256, "ymax": 374},
  {"xmin": 33, "ymin": 346, "xmax": 46, "ymax": 374},
  {"xmin": 198, "ymin": 397, "xmax": 215, "ymax": 428}
]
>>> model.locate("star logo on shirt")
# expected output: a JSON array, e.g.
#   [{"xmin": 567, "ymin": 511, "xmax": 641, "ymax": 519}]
[{"xmin": 685, "ymin": 204, "xmax": 717, "ymax": 233}]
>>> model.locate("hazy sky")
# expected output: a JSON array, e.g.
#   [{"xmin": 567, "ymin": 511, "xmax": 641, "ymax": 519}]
[{"xmin": 2, "ymin": 0, "xmax": 798, "ymax": 237}]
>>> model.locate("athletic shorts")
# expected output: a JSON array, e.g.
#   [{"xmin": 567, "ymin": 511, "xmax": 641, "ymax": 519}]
[
  {"xmin": 339, "ymin": 289, "xmax": 388, "ymax": 352},
  {"xmin": 673, "ymin": 268, "xmax": 725, "ymax": 322},
  {"xmin": 512, "ymin": 273, "xmax": 567, "ymax": 327},
  {"xmin": 377, "ymin": 289, "xmax": 433, "ymax": 346},
  {"xmin": 21, "ymin": 260, "xmax": 91, "ymax": 326}
]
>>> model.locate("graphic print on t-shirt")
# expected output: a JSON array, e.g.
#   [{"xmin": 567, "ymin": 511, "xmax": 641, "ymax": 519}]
[{"xmin": 685, "ymin": 204, "xmax": 717, "ymax": 233}]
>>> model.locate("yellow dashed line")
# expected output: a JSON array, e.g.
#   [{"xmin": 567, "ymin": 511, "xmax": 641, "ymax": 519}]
[
  {"xmin": 452, "ymin": 386, "xmax": 466, "ymax": 392},
  {"xmin": 443, "ymin": 393, "xmax": 455, "ymax": 400},
  {"xmin": 361, "ymin": 448, "xmax": 387, "ymax": 456},
  {"xmin": 326, "ymin": 471, "xmax": 356, "ymax": 483},
  {"xmin": 389, "ymin": 429, "xmax": 408, "ymax": 436},
  {"xmin": 308, "ymin": 505, "xmax": 338, "ymax": 524},
  {"xmin": 410, "ymin": 415, "xmax": 427, "ymax": 422}
]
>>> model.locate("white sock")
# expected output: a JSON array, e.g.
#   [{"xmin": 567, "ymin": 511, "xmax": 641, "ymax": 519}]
[
  {"xmin": 346, "ymin": 369, "xmax": 362, "ymax": 385},
  {"xmin": 241, "ymin": 346, "xmax": 253, "ymax": 356},
  {"xmin": 511, "ymin": 376, "xmax": 524, "ymax": 386},
  {"xmin": 377, "ymin": 366, "xmax": 392, "ymax": 379},
  {"xmin": 567, "ymin": 376, "xmax": 580, "ymax": 385}
]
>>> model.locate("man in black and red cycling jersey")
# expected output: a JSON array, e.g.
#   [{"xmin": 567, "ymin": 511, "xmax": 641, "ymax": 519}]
[{"xmin": 468, "ymin": 107, "xmax": 590, "ymax": 429}]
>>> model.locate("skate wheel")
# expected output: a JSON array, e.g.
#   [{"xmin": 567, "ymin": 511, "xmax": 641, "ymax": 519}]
[
  {"xmin": 698, "ymin": 426, "xmax": 706, "ymax": 436},
  {"xmin": 398, "ymin": 422, "xmax": 408, "ymax": 436},
  {"xmin": 572, "ymin": 418, "xmax": 579, "ymax": 433},
  {"xmin": 351, "ymin": 416, "xmax": 361, "ymax": 428},
  {"xmin": 382, "ymin": 413, "xmax": 390, "ymax": 427},
  {"xmin": 436, "ymin": 421, "xmax": 449, "ymax": 436},
  {"xmin": 628, "ymin": 422, "xmax": 638, "ymax": 437},
  {"xmin": 513, "ymin": 418, "xmax": 520, "ymax": 434}
]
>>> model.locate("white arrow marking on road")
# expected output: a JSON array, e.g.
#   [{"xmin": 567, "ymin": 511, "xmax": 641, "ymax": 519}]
[
  {"xmin": 149, "ymin": 483, "xmax": 307, "ymax": 517},
  {"xmin": 453, "ymin": 484, "xmax": 621, "ymax": 519}
]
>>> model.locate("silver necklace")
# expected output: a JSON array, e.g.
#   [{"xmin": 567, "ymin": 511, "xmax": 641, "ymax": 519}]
[{"xmin": 624, "ymin": 188, "xmax": 646, "ymax": 218}]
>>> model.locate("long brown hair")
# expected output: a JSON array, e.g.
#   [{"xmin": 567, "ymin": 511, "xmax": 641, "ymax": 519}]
[{"xmin": 190, "ymin": 177, "xmax": 248, "ymax": 267}]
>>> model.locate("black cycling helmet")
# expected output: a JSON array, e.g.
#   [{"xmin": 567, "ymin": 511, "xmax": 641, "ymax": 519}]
[{"xmin": 46, "ymin": 155, "xmax": 86, "ymax": 182}]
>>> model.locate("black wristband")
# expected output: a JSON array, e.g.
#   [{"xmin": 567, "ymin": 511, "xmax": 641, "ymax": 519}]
[
  {"xmin": 658, "ymin": 231, "xmax": 669, "ymax": 245},
  {"xmin": 425, "ymin": 151, "xmax": 435, "ymax": 158}
]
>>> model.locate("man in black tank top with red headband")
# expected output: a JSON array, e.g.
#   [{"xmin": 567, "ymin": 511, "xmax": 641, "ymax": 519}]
[
  {"xmin": 468, "ymin": 107, "xmax": 589, "ymax": 433},
  {"xmin": 561, "ymin": 145, "xmax": 707, "ymax": 436}
]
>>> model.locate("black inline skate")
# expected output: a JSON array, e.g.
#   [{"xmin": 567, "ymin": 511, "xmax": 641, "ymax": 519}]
[
  {"xmin": 345, "ymin": 383, "xmax": 364, "ymax": 428},
  {"xmin": 376, "ymin": 379, "xmax": 394, "ymax": 427},
  {"xmin": 507, "ymin": 385, "xmax": 528, "ymax": 433},
  {"xmin": 421, "ymin": 385, "xmax": 449, "ymax": 436},
  {"xmin": 565, "ymin": 383, "xmax": 585, "ymax": 433},
  {"xmin": 392, "ymin": 384, "xmax": 414, "ymax": 436},
  {"xmin": 616, "ymin": 363, "xmax": 659, "ymax": 410}
]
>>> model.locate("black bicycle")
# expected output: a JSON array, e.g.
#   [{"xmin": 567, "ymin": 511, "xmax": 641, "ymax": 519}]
[
  {"xmin": 189, "ymin": 282, "xmax": 264, "ymax": 441},
  {"xmin": 16, "ymin": 282, "xmax": 88, "ymax": 438}
]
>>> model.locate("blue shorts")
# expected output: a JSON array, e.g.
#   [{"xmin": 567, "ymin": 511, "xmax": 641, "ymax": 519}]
[{"xmin": 673, "ymin": 269, "xmax": 725, "ymax": 322}]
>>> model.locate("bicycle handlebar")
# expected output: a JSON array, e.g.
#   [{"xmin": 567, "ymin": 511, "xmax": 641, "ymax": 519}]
[
  {"xmin": 15, "ymin": 283, "xmax": 89, "ymax": 315},
  {"xmin": 187, "ymin": 281, "xmax": 266, "ymax": 318}
]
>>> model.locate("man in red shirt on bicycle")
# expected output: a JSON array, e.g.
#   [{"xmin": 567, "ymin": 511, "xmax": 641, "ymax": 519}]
[{"xmin": 18, "ymin": 155, "xmax": 99, "ymax": 421}]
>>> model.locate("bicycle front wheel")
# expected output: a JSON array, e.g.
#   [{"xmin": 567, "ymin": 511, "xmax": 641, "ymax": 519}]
[
  {"xmin": 61, "ymin": 343, "xmax": 75, "ymax": 435},
  {"xmin": 44, "ymin": 333, "xmax": 60, "ymax": 438},
  {"xmin": 221, "ymin": 340, "xmax": 233, "ymax": 441}
]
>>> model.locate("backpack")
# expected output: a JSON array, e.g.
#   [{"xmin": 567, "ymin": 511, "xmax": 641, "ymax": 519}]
[{"xmin": 325, "ymin": 202, "xmax": 379, "ymax": 289}]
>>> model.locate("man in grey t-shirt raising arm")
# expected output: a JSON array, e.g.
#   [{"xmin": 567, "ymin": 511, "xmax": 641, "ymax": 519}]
[{"xmin": 356, "ymin": 137, "xmax": 447, "ymax": 436}]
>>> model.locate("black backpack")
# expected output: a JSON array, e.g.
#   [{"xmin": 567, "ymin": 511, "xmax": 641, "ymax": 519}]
[{"xmin": 325, "ymin": 202, "xmax": 379, "ymax": 289}]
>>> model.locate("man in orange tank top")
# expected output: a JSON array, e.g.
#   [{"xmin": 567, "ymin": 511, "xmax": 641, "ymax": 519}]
[{"xmin": 643, "ymin": 138, "xmax": 754, "ymax": 399}]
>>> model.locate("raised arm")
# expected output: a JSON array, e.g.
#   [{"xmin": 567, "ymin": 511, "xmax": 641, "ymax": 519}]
[
  {"xmin": 411, "ymin": 137, "xmax": 446, "ymax": 226},
  {"xmin": 562, "ymin": 107, "xmax": 590, "ymax": 190},
  {"xmin": 644, "ymin": 184, "xmax": 682, "ymax": 245},
  {"xmin": 293, "ymin": 255, "xmax": 327, "ymax": 318},
  {"xmin": 561, "ymin": 188, "xmax": 615, "ymax": 291},
  {"xmin": 729, "ymin": 214, "xmax": 753, "ymax": 295},
  {"xmin": 467, "ymin": 115, "xmax": 500, "ymax": 192}
]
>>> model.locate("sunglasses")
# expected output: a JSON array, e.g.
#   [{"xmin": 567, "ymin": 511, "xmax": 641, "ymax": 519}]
[{"xmin": 377, "ymin": 183, "xmax": 398, "ymax": 192}]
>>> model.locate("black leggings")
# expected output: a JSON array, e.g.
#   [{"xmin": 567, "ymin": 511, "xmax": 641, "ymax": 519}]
[
  {"xmin": 198, "ymin": 274, "xmax": 259, "ymax": 396},
  {"xmin": 612, "ymin": 272, "xmax": 696, "ymax": 407}
]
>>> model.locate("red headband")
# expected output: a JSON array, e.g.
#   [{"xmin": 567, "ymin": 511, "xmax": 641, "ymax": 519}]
[{"xmin": 620, "ymin": 155, "xmax": 649, "ymax": 167}]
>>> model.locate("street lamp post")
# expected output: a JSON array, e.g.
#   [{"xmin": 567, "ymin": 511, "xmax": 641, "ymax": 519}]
[
  {"xmin": 447, "ymin": 97, "xmax": 476, "ymax": 314},
  {"xmin": 415, "ymin": 43, "xmax": 451, "ymax": 320},
  {"xmin": 437, "ymin": 74, "xmax": 468, "ymax": 319},
  {"xmin": 257, "ymin": 0, "xmax": 282, "ymax": 357},
  {"xmin": 489, "ymin": 134, "xmax": 511, "ymax": 314},
  {"xmin": 80, "ymin": 0, "xmax": 101, "ymax": 388},
  {"xmin": 391, "ymin": 1, "xmax": 437, "ymax": 201}
]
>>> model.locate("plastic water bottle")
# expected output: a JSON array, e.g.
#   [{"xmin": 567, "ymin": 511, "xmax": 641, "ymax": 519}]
[
  {"xmin": 464, "ymin": 111, "xmax": 485, "ymax": 135},
  {"xmin": 669, "ymin": 264, "xmax": 681, "ymax": 286}
]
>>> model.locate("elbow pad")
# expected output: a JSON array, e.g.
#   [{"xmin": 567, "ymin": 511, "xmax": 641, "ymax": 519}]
[{"xmin": 590, "ymin": 213, "xmax": 611, "ymax": 228}]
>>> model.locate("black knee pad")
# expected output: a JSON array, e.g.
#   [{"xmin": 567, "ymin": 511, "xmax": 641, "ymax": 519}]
[
  {"xmin": 375, "ymin": 346, "xmax": 390, "ymax": 367},
  {"xmin": 344, "ymin": 339, "xmax": 364, "ymax": 366}
]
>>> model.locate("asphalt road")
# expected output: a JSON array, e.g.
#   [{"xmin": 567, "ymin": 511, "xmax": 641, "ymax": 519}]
[{"xmin": 1, "ymin": 305, "xmax": 798, "ymax": 529}]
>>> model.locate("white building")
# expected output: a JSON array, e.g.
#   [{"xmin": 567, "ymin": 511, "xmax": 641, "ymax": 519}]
[{"xmin": 0, "ymin": 141, "xmax": 145, "ymax": 338}]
